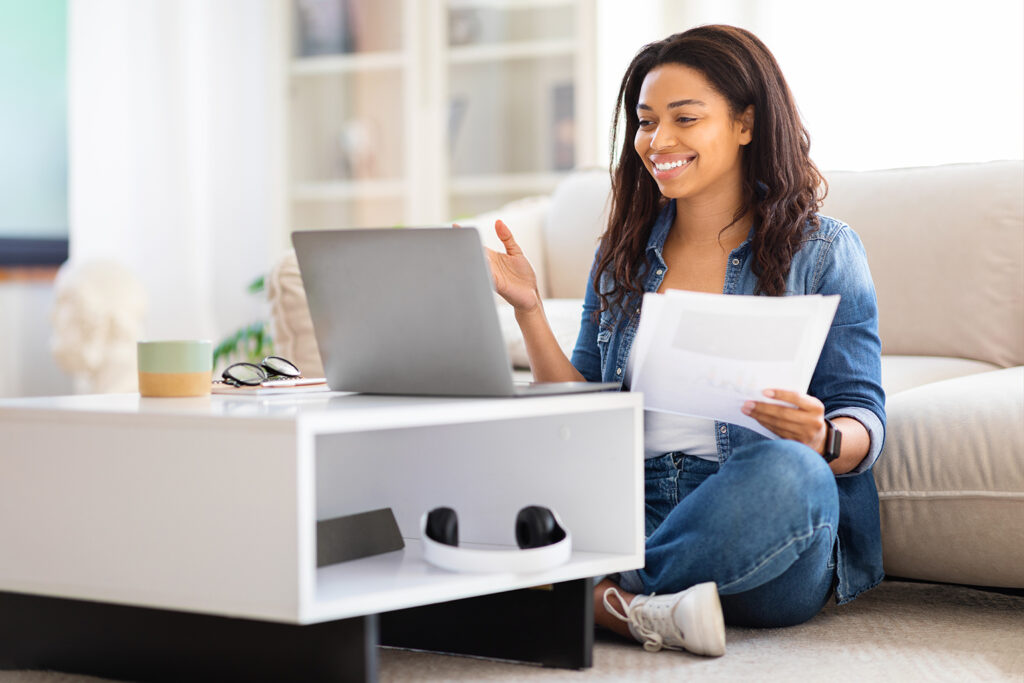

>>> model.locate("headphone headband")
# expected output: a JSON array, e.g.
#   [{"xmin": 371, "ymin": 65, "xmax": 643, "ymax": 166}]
[{"xmin": 420, "ymin": 508, "xmax": 572, "ymax": 573}]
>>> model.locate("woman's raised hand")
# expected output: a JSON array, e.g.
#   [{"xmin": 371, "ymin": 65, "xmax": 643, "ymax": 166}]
[
  {"xmin": 456, "ymin": 220, "xmax": 585, "ymax": 383},
  {"xmin": 458, "ymin": 220, "xmax": 540, "ymax": 313}
]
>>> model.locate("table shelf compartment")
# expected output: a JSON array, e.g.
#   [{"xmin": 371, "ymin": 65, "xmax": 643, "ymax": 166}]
[{"xmin": 302, "ymin": 406, "xmax": 643, "ymax": 622}]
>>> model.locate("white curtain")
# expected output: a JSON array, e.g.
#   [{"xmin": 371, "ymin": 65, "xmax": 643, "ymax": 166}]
[{"xmin": 68, "ymin": 0, "xmax": 282, "ymax": 344}]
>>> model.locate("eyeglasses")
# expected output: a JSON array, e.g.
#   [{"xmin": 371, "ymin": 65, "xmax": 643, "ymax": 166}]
[{"xmin": 221, "ymin": 356, "xmax": 301, "ymax": 387}]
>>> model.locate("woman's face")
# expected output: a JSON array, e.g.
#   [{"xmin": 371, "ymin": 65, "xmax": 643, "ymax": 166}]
[{"xmin": 633, "ymin": 63, "xmax": 753, "ymax": 202}]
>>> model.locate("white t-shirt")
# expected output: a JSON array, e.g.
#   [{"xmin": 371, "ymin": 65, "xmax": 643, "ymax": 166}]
[{"xmin": 624, "ymin": 347, "xmax": 719, "ymax": 461}]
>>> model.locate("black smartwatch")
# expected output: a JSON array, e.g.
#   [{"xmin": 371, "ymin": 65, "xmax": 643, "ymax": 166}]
[{"xmin": 822, "ymin": 417, "xmax": 842, "ymax": 463}]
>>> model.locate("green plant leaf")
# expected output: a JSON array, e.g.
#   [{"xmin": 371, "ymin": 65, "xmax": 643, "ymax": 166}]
[
  {"xmin": 214, "ymin": 320, "xmax": 274, "ymax": 367},
  {"xmin": 213, "ymin": 279, "xmax": 275, "ymax": 368}
]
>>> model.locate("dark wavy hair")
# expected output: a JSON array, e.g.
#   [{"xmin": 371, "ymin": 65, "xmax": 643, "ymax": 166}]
[{"xmin": 595, "ymin": 24, "xmax": 826, "ymax": 316}]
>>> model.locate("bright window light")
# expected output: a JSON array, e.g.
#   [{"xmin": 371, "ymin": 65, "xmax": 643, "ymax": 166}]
[
  {"xmin": 756, "ymin": 0, "xmax": 1023, "ymax": 170},
  {"xmin": 625, "ymin": 0, "xmax": 1024, "ymax": 171}
]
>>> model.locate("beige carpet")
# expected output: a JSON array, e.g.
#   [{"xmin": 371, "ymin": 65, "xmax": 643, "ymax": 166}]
[{"xmin": 2, "ymin": 581, "xmax": 1022, "ymax": 682}]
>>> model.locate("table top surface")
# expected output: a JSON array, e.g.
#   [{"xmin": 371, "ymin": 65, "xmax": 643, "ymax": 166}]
[{"xmin": 0, "ymin": 390, "xmax": 639, "ymax": 424}]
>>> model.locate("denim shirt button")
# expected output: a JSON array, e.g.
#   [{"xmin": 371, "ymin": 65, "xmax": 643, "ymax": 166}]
[
  {"xmin": 616, "ymin": 367, "xmax": 622, "ymax": 375},
  {"xmin": 656, "ymin": 269, "xmax": 664, "ymax": 275},
  {"xmin": 719, "ymin": 425, "xmax": 727, "ymax": 434},
  {"xmin": 732, "ymin": 258, "xmax": 740, "ymax": 266}
]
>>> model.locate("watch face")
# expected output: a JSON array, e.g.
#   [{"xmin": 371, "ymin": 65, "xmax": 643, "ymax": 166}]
[{"xmin": 824, "ymin": 419, "xmax": 842, "ymax": 462}]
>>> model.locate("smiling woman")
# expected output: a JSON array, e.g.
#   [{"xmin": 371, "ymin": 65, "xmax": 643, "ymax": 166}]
[
  {"xmin": 480, "ymin": 24, "xmax": 887, "ymax": 657},
  {"xmin": 0, "ymin": 1, "xmax": 68, "ymax": 267}
]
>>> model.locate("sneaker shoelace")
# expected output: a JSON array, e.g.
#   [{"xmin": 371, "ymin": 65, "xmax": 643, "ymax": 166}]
[{"xmin": 603, "ymin": 587, "xmax": 681, "ymax": 652}]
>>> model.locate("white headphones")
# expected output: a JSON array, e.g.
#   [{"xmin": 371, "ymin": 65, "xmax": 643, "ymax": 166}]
[{"xmin": 420, "ymin": 505, "xmax": 573, "ymax": 573}]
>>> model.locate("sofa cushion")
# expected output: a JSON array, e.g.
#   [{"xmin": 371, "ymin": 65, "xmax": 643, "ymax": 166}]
[
  {"xmin": 266, "ymin": 250, "xmax": 325, "ymax": 379},
  {"xmin": 881, "ymin": 355, "xmax": 1001, "ymax": 395},
  {"xmin": 873, "ymin": 366, "xmax": 1024, "ymax": 587},
  {"xmin": 542, "ymin": 170, "xmax": 611, "ymax": 299},
  {"xmin": 820, "ymin": 161, "xmax": 1024, "ymax": 368}
]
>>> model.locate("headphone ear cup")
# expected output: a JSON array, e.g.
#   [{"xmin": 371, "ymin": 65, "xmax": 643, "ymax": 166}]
[
  {"xmin": 426, "ymin": 507, "xmax": 459, "ymax": 546},
  {"xmin": 516, "ymin": 506, "xmax": 564, "ymax": 549}
]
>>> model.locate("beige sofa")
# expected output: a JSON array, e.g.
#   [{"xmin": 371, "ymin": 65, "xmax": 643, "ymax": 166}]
[{"xmin": 270, "ymin": 160, "xmax": 1024, "ymax": 589}]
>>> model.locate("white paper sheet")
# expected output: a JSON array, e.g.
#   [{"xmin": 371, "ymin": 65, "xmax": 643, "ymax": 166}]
[{"xmin": 630, "ymin": 290, "xmax": 840, "ymax": 439}]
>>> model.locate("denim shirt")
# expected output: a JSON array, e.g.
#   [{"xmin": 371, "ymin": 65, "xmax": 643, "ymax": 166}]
[{"xmin": 571, "ymin": 200, "xmax": 886, "ymax": 604}]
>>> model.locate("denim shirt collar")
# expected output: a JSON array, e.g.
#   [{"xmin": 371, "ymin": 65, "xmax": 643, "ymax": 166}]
[{"xmin": 645, "ymin": 200, "xmax": 676, "ymax": 261}]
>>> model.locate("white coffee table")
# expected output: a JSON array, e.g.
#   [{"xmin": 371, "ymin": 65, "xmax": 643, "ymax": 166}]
[{"xmin": 0, "ymin": 391, "xmax": 643, "ymax": 682}]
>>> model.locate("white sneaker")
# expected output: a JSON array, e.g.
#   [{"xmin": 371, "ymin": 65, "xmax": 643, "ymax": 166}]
[{"xmin": 603, "ymin": 582, "xmax": 726, "ymax": 656}]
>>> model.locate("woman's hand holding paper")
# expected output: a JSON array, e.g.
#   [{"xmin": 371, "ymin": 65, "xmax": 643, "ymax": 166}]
[{"xmin": 741, "ymin": 389, "xmax": 828, "ymax": 455}]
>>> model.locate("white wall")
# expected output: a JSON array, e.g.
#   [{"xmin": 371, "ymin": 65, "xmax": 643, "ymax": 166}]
[
  {"xmin": 623, "ymin": 0, "xmax": 1024, "ymax": 171},
  {"xmin": 752, "ymin": 0, "xmax": 1023, "ymax": 170}
]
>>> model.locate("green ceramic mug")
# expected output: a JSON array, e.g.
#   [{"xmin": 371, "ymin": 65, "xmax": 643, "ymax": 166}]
[{"xmin": 137, "ymin": 340, "xmax": 213, "ymax": 397}]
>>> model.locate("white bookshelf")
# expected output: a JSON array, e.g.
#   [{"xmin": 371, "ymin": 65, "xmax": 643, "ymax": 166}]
[
  {"xmin": 289, "ymin": 51, "xmax": 406, "ymax": 75},
  {"xmin": 280, "ymin": 0, "xmax": 596, "ymax": 240},
  {"xmin": 292, "ymin": 179, "xmax": 406, "ymax": 202},
  {"xmin": 447, "ymin": 38, "xmax": 577, "ymax": 63},
  {"xmin": 447, "ymin": 0, "xmax": 575, "ymax": 9}
]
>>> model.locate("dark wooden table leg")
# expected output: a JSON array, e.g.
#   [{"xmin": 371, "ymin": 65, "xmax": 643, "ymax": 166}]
[
  {"xmin": 380, "ymin": 577, "xmax": 594, "ymax": 669},
  {"xmin": 0, "ymin": 591, "xmax": 378, "ymax": 683}
]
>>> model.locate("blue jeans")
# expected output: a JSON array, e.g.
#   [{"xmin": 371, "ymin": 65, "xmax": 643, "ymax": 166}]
[{"xmin": 616, "ymin": 440, "xmax": 839, "ymax": 628}]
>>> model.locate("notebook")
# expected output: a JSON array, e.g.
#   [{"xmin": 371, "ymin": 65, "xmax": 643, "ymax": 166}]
[{"xmin": 291, "ymin": 227, "xmax": 618, "ymax": 398}]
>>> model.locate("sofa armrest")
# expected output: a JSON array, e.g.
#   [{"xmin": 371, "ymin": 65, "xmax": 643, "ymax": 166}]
[{"xmin": 873, "ymin": 366, "xmax": 1024, "ymax": 588}]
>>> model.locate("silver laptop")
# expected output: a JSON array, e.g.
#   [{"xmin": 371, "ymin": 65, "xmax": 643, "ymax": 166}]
[{"xmin": 291, "ymin": 227, "xmax": 619, "ymax": 397}]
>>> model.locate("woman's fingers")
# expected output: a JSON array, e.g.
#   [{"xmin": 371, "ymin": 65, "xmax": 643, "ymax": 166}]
[
  {"xmin": 494, "ymin": 220, "xmax": 523, "ymax": 256},
  {"xmin": 454, "ymin": 219, "xmax": 520, "ymax": 257},
  {"xmin": 744, "ymin": 402, "xmax": 810, "ymax": 425},
  {"xmin": 741, "ymin": 389, "xmax": 826, "ymax": 446},
  {"xmin": 454, "ymin": 218, "xmax": 536, "ymax": 310},
  {"xmin": 743, "ymin": 389, "xmax": 821, "ymax": 417},
  {"xmin": 763, "ymin": 389, "xmax": 819, "ymax": 409},
  {"xmin": 745, "ymin": 407, "xmax": 804, "ymax": 438}
]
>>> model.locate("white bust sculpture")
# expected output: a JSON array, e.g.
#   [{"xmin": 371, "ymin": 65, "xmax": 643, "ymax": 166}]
[{"xmin": 51, "ymin": 259, "xmax": 147, "ymax": 394}]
